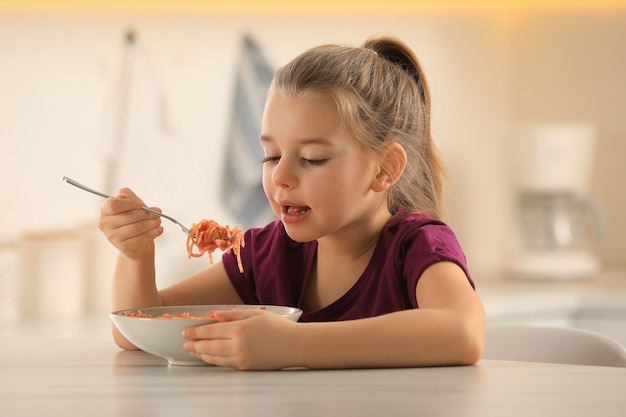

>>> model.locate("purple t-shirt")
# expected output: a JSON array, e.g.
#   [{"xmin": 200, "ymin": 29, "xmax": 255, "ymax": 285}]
[{"xmin": 222, "ymin": 212, "xmax": 473, "ymax": 323}]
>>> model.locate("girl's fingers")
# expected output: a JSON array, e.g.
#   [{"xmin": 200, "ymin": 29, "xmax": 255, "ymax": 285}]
[
  {"xmin": 183, "ymin": 322, "xmax": 223, "ymax": 341},
  {"xmin": 213, "ymin": 308, "xmax": 262, "ymax": 323},
  {"xmin": 183, "ymin": 337, "xmax": 233, "ymax": 365}
]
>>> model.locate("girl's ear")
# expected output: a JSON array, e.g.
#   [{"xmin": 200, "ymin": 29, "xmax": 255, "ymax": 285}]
[{"xmin": 371, "ymin": 142, "xmax": 407, "ymax": 192}]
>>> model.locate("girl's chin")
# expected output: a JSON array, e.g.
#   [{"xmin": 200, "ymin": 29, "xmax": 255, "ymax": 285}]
[{"xmin": 281, "ymin": 223, "xmax": 319, "ymax": 244}]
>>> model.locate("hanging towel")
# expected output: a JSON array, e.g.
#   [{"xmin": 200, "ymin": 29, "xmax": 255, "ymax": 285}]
[{"xmin": 221, "ymin": 34, "xmax": 276, "ymax": 229}]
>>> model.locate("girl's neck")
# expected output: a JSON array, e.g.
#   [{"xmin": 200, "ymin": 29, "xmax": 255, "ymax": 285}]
[
  {"xmin": 316, "ymin": 207, "xmax": 392, "ymax": 263},
  {"xmin": 302, "ymin": 208, "xmax": 392, "ymax": 312}
]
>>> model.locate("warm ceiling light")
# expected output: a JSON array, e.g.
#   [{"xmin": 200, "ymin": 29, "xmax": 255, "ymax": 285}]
[{"xmin": 1, "ymin": 0, "xmax": 626, "ymax": 12}]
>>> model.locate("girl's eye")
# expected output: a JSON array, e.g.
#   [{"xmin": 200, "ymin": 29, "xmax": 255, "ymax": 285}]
[
  {"xmin": 261, "ymin": 156, "xmax": 280, "ymax": 164},
  {"xmin": 261, "ymin": 155, "xmax": 328, "ymax": 166},
  {"xmin": 302, "ymin": 158, "xmax": 328, "ymax": 167}
]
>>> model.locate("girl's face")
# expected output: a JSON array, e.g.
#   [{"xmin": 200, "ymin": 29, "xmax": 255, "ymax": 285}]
[{"xmin": 260, "ymin": 92, "xmax": 387, "ymax": 243}]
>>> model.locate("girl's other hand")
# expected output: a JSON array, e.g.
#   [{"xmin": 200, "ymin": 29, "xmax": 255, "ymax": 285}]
[
  {"xmin": 182, "ymin": 309, "xmax": 298, "ymax": 371},
  {"xmin": 98, "ymin": 188, "xmax": 164, "ymax": 260}
]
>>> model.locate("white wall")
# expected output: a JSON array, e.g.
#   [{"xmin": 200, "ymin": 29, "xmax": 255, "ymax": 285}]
[{"xmin": 0, "ymin": 9, "xmax": 624, "ymax": 298}]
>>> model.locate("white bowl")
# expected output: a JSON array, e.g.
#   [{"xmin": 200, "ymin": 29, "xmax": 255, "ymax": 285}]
[{"xmin": 110, "ymin": 305, "xmax": 303, "ymax": 365}]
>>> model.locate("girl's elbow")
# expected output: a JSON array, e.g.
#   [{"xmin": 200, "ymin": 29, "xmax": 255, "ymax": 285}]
[
  {"xmin": 458, "ymin": 317, "xmax": 486, "ymax": 365},
  {"xmin": 459, "ymin": 335, "xmax": 485, "ymax": 365},
  {"xmin": 112, "ymin": 326, "xmax": 140, "ymax": 351}
]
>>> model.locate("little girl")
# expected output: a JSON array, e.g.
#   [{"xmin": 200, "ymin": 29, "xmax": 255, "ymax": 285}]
[{"xmin": 99, "ymin": 35, "xmax": 485, "ymax": 370}]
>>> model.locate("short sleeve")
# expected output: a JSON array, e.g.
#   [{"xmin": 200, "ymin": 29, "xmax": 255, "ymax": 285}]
[{"xmin": 398, "ymin": 216, "xmax": 473, "ymax": 308}]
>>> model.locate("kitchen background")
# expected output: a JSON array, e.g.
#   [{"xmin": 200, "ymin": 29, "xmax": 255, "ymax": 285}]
[{"xmin": 0, "ymin": 1, "xmax": 625, "ymax": 342}]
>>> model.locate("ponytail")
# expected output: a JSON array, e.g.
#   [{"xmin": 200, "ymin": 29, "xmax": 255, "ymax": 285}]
[{"xmin": 363, "ymin": 36, "xmax": 446, "ymax": 219}]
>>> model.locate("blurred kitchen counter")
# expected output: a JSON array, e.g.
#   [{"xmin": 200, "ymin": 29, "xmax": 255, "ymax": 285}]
[{"xmin": 477, "ymin": 268, "xmax": 626, "ymax": 345}]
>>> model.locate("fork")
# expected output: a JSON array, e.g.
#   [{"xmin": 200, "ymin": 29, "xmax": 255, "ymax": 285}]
[{"xmin": 62, "ymin": 176, "xmax": 191, "ymax": 235}]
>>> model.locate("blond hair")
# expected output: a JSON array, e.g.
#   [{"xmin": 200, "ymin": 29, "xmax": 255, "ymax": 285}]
[{"xmin": 270, "ymin": 36, "xmax": 446, "ymax": 220}]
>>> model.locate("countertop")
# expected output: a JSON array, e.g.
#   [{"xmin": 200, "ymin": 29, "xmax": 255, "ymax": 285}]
[{"xmin": 477, "ymin": 269, "xmax": 626, "ymax": 341}]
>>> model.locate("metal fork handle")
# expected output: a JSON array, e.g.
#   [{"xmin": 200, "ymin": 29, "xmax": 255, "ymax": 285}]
[
  {"xmin": 62, "ymin": 176, "xmax": 190, "ymax": 235},
  {"xmin": 63, "ymin": 176, "xmax": 111, "ymax": 199},
  {"xmin": 141, "ymin": 206, "xmax": 190, "ymax": 235}
]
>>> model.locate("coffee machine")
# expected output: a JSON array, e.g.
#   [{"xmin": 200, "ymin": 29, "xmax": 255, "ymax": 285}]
[{"xmin": 508, "ymin": 123, "xmax": 603, "ymax": 280}]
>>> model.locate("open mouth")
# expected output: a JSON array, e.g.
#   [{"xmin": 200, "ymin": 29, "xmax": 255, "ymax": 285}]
[{"xmin": 284, "ymin": 205, "xmax": 310, "ymax": 215}]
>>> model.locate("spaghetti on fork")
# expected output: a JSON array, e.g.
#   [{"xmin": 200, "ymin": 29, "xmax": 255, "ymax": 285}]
[{"xmin": 186, "ymin": 219, "xmax": 245, "ymax": 273}]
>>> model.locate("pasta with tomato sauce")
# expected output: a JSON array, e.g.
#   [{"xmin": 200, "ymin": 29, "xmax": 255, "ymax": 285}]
[
  {"xmin": 186, "ymin": 219, "xmax": 245, "ymax": 273},
  {"xmin": 123, "ymin": 306, "xmax": 265, "ymax": 319},
  {"xmin": 123, "ymin": 310, "xmax": 216, "ymax": 319}
]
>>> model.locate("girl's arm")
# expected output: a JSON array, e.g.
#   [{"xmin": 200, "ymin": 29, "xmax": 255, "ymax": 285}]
[
  {"xmin": 99, "ymin": 188, "xmax": 164, "ymax": 349},
  {"xmin": 110, "ymin": 253, "xmax": 161, "ymax": 350},
  {"xmin": 158, "ymin": 262, "xmax": 244, "ymax": 307},
  {"xmin": 293, "ymin": 261, "xmax": 485, "ymax": 368},
  {"xmin": 183, "ymin": 261, "xmax": 485, "ymax": 369},
  {"xmin": 100, "ymin": 188, "xmax": 243, "ymax": 349}
]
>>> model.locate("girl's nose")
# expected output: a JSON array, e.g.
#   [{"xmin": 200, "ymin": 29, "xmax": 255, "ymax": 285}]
[{"xmin": 271, "ymin": 159, "xmax": 297, "ymax": 189}]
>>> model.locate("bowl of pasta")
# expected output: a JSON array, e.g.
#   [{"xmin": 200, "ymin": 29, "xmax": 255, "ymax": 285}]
[{"xmin": 110, "ymin": 305, "xmax": 303, "ymax": 365}]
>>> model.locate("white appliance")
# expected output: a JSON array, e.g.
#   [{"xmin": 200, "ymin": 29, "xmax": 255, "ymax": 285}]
[{"xmin": 508, "ymin": 123, "xmax": 603, "ymax": 280}]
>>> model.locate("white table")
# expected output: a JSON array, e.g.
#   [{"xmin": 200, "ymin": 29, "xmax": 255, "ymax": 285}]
[{"xmin": 2, "ymin": 318, "xmax": 626, "ymax": 417}]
